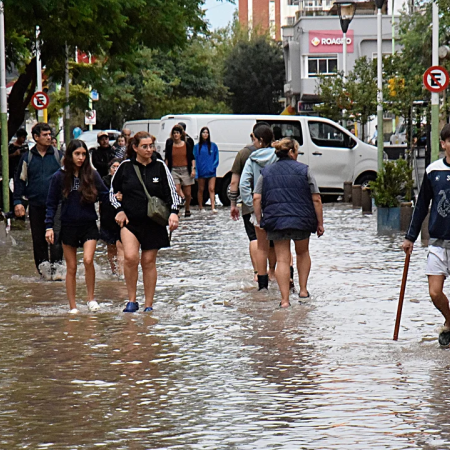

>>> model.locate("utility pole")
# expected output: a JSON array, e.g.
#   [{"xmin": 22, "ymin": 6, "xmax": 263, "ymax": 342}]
[
  {"xmin": 0, "ymin": 1, "xmax": 8, "ymax": 211},
  {"xmin": 431, "ymin": 1, "xmax": 439, "ymax": 162},
  {"xmin": 36, "ymin": 26, "xmax": 44, "ymax": 123},
  {"xmin": 64, "ymin": 43, "xmax": 70, "ymax": 147}
]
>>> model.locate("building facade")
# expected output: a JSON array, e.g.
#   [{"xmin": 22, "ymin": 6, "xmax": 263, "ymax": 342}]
[
  {"xmin": 239, "ymin": 0, "xmax": 303, "ymax": 40},
  {"xmin": 283, "ymin": 12, "xmax": 400, "ymax": 137}
]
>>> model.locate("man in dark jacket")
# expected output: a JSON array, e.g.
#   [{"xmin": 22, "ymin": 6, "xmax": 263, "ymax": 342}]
[
  {"xmin": 91, "ymin": 131, "xmax": 115, "ymax": 177},
  {"xmin": 14, "ymin": 122, "xmax": 63, "ymax": 278}
]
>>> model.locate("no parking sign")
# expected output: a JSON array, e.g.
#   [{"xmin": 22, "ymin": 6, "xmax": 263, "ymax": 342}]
[
  {"xmin": 31, "ymin": 91, "xmax": 49, "ymax": 110},
  {"xmin": 423, "ymin": 65, "xmax": 450, "ymax": 93}
]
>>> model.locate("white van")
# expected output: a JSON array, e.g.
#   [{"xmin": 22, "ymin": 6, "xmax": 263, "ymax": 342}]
[
  {"xmin": 122, "ymin": 119, "xmax": 160, "ymax": 137},
  {"xmin": 157, "ymin": 114, "xmax": 378, "ymax": 206}
]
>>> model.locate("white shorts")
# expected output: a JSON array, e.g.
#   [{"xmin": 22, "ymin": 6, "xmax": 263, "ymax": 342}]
[{"xmin": 426, "ymin": 245, "xmax": 450, "ymax": 277}]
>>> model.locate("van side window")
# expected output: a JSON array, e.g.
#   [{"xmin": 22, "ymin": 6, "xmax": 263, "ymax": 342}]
[
  {"xmin": 308, "ymin": 121, "xmax": 355, "ymax": 148},
  {"xmin": 257, "ymin": 120, "xmax": 303, "ymax": 146}
]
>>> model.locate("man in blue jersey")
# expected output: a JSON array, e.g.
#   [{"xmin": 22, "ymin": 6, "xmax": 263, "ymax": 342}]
[{"xmin": 403, "ymin": 124, "xmax": 450, "ymax": 347}]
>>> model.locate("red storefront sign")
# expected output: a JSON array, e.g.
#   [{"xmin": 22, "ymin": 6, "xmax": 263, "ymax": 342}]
[{"xmin": 309, "ymin": 30, "xmax": 354, "ymax": 54}]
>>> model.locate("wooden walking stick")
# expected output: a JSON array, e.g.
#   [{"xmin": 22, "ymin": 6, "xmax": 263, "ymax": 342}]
[{"xmin": 393, "ymin": 252, "xmax": 411, "ymax": 341}]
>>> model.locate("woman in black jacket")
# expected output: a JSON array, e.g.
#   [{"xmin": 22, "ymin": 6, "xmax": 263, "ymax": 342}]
[{"xmin": 111, "ymin": 132, "xmax": 180, "ymax": 313}]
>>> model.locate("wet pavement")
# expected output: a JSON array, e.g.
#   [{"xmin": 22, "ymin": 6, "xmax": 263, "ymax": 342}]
[{"xmin": 1, "ymin": 204, "xmax": 450, "ymax": 449}]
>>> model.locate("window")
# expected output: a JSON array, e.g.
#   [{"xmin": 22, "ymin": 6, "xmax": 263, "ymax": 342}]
[
  {"xmin": 286, "ymin": 16, "xmax": 296, "ymax": 25},
  {"xmin": 308, "ymin": 121, "xmax": 355, "ymax": 148},
  {"xmin": 257, "ymin": 120, "xmax": 303, "ymax": 146},
  {"xmin": 288, "ymin": 0, "xmax": 299, "ymax": 4},
  {"xmin": 307, "ymin": 56, "xmax": 338, "ymax": 77}
]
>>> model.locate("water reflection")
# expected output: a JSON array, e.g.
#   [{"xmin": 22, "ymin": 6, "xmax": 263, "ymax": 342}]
[{"xmin": 0, "ymin": 205, "xmax": 449, "ymax": 448}]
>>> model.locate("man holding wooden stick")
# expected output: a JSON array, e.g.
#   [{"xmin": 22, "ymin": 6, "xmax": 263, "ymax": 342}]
[{"xmin": 402, "ymin": 124, "xmax": 450, "ymax": 347}]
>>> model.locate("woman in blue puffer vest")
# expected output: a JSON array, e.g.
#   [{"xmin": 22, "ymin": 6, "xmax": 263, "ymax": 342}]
[{"xmin": 253, "ymin": 137, "xmax": 324, "ymax": 308}]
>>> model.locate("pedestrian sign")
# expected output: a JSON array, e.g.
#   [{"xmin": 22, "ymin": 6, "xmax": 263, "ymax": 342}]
[
  {"xmin": 423, "ymin": 66, "xmax": 450, "ymax": 93},
  {"xmin": 85, "ymin": 109, "xmax": 96, "ymax": 125},
  {"xmin": 31, "ymin": 91, "xmax": 50, "ymax": 110},
  {"xmin": 90, "ymin": 90, "xmax": 99, "ymax": 101}
]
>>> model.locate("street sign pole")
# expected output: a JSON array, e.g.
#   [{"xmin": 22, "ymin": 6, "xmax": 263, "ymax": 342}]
[
  {"xmin": 431, "ymin": 2, "xmax": 439, "ymax": 162},
  {"xmin": 36, "ymin": 26, "xmax": 44, "ymax": 123},
  {"xmin": 64, "ymin": 43, "xmax": 70, "ymax": 147},
  {"xmin": 0, "ymin": 1, "xmax": 9, "ymax": 211},
  {"xmin": 377, "ymin": 4, "xmax": 384, "ymax": 171}
]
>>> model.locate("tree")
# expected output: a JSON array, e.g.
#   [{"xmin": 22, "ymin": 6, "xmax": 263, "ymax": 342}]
[
  {"xmin": 314, "ymin": 72, "xmax": 349, "ymax": 123},
  {"xmin": 5, "ymin": 0, "xmax": 207, "ymax": 138},
  {"xmin": 223, "ymin": 35, "xmax": 285, "ymax": 114}
]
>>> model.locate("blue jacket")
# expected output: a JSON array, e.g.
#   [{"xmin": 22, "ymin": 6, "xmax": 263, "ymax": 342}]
[
  {"xmin": 14, "ymin": 146, "xmax": 63, "ymax": 207},
  {"xmin": 45, "ymin": 169, "xmax": 109, "ymax": 229},
  {"xmin": 193, "ymin": 142, "xmax": 219, "ymax": 179},
  {"xmin": 406, "ymin": 158, "xmax": 450, "ymax": 242},
  {"xmin": 240, "ymin": 147, "xmax": 277, "ymax": 208},
  {"xmin": 260, "ymin": 158, "xmax": 317, "ymax": 233}
]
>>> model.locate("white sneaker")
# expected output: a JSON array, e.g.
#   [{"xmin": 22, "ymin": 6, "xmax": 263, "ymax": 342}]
[
  {"xmin": 69, "ymin": 308, "xmax": 79, "ymax": 314},
  {"xmin": 200, "ymin": 209, "xmax": 207, "ymax": 214},
  {"xmin": 212, "ymin": 209, "xmax": 218, "ymax": 213},
  {"xmin": 87, "ymin": 300, "xmax": 100, "ymax": 312}
]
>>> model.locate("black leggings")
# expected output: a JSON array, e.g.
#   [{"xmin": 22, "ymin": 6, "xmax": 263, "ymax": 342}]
[{"xmin": 28, "ymin": 204, "xmax": 63, "ymax": 272}]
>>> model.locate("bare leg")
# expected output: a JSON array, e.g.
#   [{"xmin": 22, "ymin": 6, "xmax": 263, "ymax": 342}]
[
  {"xmin": 255, "ymin": 226, "xmax": 269, "ymax": 276},
  {"xmin": 295, "ymin": 238, "xmax": 311, "ymax": 298},
  {"xmin": 121, "ymin": 227, "xmax": 141, "ymax": 303},
  {"xmin": 141, "ymin": 249, "xmax": 158, "ymax": 309},
  {"xmin": 116, "ymin": 240, "xmax": 124, "ymax": 277},
  {"xmin": 63, "ymin": 244, "xmax": 78, "ymax": 310},
  {"xmin": 250, "ymin": 239, "xmax": 258, "ymax": 281},
  {"xmin": 268, "ymin": 246, "xmax": 276, "ymax": 281},
  {"xmin": 274, "ymin": 240, "xmax": 291, "ymax": 307},
  {"xmin": 83, "ymin": 239, "xmax": 97, "ymax": 302},
  {"xmin": 197, "ymin": 178, "xmax": 205, "ymax": 210},
  {"xmin": 208, "ymin": 177, "xmax": 216, "ymax": 211},
  {"xmin": 107, "ymin": 243, "xmax": 118, "ymax": 274},
  {"xmin": 175, "ymin": 183, "xmax": 184, "ymax": 200},
  {"xmin": 183, "ymin": 185, "xmax": 192, "ymax": 212},
  {"xmin": 428, "ymin": 275, "xmax": 450, "ymax": 327}
]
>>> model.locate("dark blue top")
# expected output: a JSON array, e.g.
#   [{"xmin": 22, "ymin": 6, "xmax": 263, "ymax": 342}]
[
  {"xmin": 406, "ymin": 157, "xmax": 450, "ymax": 242},
  {"xmin": 14, "ymin": 146, "xmax": 63, "ymax": 207},
  {"xmin": 261, "ymin": 158, "xmax": 317, "ymax": 233},
  {"xmin": 193, "ymin": 142, "xmax": 219, "ymax": 179},
  {"xmin": 45, "ymin": 169, "xmax": 109, "ymax": 229}
]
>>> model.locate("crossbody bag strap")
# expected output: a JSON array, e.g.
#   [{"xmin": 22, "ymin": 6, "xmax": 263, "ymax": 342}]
[{"xmin": 133, "ymin": 164, "xmax": 153, "ymax": 201}]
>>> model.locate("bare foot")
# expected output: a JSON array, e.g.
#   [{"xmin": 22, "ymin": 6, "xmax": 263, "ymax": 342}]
[{"xmin": 253, "ymin": 271, "xmax": 258, "ymax": 282}]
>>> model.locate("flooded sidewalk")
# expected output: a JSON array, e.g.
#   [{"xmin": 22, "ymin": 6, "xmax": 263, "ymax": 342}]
[{"xmin": 0, "ymin": 204, "xmax": 449, "ymax": 449}]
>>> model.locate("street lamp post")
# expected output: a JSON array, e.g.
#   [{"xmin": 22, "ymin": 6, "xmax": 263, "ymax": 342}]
[
  {"xmin": 375, "ymin": 0, "xmax": 385, "ymax": 171},
  {"xmin": 336, "ymin": 0, "xmax": 356, "ymax": 82},
  {"xmin": 336, "ymin": 0, "xmax": 356, "ymax": 130}
]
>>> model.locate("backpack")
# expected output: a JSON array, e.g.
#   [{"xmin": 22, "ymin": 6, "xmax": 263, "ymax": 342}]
[{"xmin": 27, "ymin": 147, "xmax": 61, "ymax": 166}]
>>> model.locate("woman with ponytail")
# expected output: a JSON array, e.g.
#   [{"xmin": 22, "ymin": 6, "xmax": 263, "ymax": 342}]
[{"xmin": 45, "ymin": 139, "xmax": 110, "ymax": 314}]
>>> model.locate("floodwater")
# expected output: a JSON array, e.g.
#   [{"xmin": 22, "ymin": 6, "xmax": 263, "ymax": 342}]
[{"xmin": 0, "ymin": 204, "xmax": 449, "ymax": 449}]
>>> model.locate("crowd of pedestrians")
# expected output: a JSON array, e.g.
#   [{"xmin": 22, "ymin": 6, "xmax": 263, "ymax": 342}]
[{"xmin": 8, "ymin": 120, "xmax": 324, "ymax": 314}]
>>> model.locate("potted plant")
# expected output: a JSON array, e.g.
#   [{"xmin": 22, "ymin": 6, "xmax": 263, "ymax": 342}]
[{"xmin": 370, "ymin": 159, "xmax": 414, "ymax": 232}]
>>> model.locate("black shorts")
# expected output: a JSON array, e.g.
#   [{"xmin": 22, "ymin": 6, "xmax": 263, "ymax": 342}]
[
  {"xmin": 242, "ymin": 213, "xmax": 257, "ymax": 242},
  {"xmin": 100, "ymin": 226, "xmax": 120, "ymax": 245},
  {"xmin": 61, "ymin": 222, "xmax": 99, "ymax": 248},
  {"xmin": 122, "ymin": 217, "xmax": 170, "ymax": 251}
]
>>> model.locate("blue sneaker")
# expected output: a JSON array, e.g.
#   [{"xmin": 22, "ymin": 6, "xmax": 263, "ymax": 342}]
[
  {"xmin": 123, "ymin": 301, "xmax": 139, "ymax": 313},
  {"xmin": 143, "ymin": 306, "xmax": 153, "ymax": 312}
]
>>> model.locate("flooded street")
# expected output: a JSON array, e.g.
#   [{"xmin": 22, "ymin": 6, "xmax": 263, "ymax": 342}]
[{"xmin": 1, "ymin": 204, "xmax": 450, "ymax": 449}]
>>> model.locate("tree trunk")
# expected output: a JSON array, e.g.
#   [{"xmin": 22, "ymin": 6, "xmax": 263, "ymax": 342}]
[{"xmin": 8, "ymin": 58, "xmax": 37, "ymax": 140}]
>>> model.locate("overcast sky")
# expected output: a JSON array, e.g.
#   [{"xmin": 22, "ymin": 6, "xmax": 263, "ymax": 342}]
[{"xmin": 204, "ymin": 0, "xmax": 237, "ymax": 30}]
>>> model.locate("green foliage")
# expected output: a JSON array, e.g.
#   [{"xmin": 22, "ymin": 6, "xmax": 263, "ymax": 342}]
[
  {"xmin": 223, "ymin": 34, "xmax": 285, "ymax": 114},
  {"xmin": 370, "ymin": 159, "xmax": 414, "ymax": 207},
  {"xmin": 315, "ymin": 57, "xmax": 377, "ymax": 140},
  {"xmin": 314, "ymin": 72, "xmax": 348, "ymax": 122},
  {"xmin": 4, "ymin": 0, "xmax": 207, "ymax": 78}
]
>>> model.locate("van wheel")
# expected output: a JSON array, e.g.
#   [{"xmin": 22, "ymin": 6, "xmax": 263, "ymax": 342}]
[
  {"xmin": 355, "ymin": 173, "xmax": 377, "ymax": 189},
  {"xmin": 219, "ymin": 174, "xmax": 232, "ymax": 207}
]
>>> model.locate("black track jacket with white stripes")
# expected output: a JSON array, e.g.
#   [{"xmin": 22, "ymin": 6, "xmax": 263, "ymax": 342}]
[
  {"xmin": 110, "ymin": 153, "xmax": 179, "ymax": 220},
  {"xmin": 406, "ymin": 157, "xmax": 450, "ymax": 242}
]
